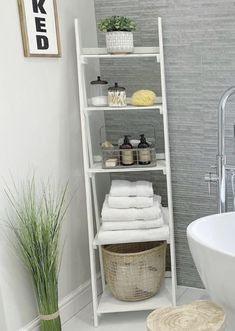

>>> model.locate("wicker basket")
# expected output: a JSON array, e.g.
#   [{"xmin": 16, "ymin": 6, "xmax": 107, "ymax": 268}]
[{"xmin": 102, "ymin": 241, "xmax": 167, "ymax": 302}]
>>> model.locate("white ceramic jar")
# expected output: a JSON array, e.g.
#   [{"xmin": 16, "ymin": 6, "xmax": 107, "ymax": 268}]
[{"xmin": 106, "ymin": 31, "xmax": 134, "ymax": 54}]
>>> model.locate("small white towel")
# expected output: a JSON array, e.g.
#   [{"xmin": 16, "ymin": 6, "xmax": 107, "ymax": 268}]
[
  {"xmin": 97, "ymin": 225, "xmax": 170, "ymax": 245},
  {"xmin": 102, "ymin": 195, "xmax": 162, "ymax": 222},
  {"xmin": 102, "ymin": 217, "xmax": 164, "ymax": 231},
  {"xmin": 108, "ymin": 195, "xmax": 154, "ymax": 209},
  {"xmin": 110, "ymin": 180, "xmax": 153, "ymax": 197}
]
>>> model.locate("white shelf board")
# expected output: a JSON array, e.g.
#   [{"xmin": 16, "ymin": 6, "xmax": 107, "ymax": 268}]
[
  {"xmin": 97, "ymin": 278, "xmax": 173, "ymax": 314},
  {"xmin": 93, "ymin": 225, "xmax": 170, "ymax": 247},
  {"xmin": 85, "ymin": 103, "xmax": 163, "ymax": 114},
  {"xmin": 81, "ymin": 47, "xmax": 160, "ymax": 60},
  {"xmin": 88, "ymin": 160, "xmax": 166, "ymax": 174}
]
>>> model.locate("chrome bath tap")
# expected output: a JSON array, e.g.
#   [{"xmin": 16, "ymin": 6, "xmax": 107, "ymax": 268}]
[{"xmin": 205, "ymin": 87, "xmax": 235, "ymax": 213}]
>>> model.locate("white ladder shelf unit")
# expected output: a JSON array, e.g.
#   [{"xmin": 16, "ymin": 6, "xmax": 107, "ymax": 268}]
[{"xmin": 75, "ymin": 17, "xmax": 177, "ymax": 327}]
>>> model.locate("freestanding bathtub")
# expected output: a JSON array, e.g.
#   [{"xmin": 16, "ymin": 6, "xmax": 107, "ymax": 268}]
[{"xmin": 187, "ymin": 212, "xmax": 235, "ymax": 331}]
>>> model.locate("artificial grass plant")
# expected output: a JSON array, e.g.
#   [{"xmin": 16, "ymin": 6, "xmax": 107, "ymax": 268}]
[{"xmin": 6, "ymin": 178, "xmax": 68, "ymax": 331}]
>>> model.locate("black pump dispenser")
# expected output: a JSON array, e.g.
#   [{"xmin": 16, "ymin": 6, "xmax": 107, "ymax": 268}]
[
  {"xmin": 139, "ymin": 134, "xmax": 149, "ymax": 147},
  {"xmin": 123, "ymin": 135, "xmax": 131, "ymax": 146},
  {"xmin": 120, "ymin": 135, "xmax": 134, "ymax": 166},
  {"xmin": 138, "ymin": 134, "xmax": 151, "ymax": 165}
]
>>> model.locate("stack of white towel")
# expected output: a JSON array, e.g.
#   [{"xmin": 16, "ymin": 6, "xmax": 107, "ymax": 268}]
[{"xmin": 98, "ymin": 180, "xmax": 169, "ymax": 244}]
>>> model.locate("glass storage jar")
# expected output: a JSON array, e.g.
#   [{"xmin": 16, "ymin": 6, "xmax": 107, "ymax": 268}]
[
  {"xmin": 90, "ymin": 76, "xmax": 108, "ymax": 106},
  {"xmin": 108, "ymin": 82, "xmax": 127, "ymax": 107}
]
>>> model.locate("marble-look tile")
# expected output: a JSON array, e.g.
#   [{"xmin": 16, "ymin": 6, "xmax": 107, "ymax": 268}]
[{"xmin": 64, "ymin": 286, "xmax": 209, "ymax": 331}]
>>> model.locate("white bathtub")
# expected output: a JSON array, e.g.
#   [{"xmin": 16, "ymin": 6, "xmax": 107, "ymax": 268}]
[{"xmin": 187, "ymin": 212, "xmax": 235, "ymax": 330}]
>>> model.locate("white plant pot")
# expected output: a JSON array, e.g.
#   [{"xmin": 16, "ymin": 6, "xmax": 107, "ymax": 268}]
[{"xmin": 106, "ymin": 31, "xmax": 134, "ymax": 54}]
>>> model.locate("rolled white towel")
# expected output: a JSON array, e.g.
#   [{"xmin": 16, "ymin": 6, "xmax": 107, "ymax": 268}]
[
  {"xmin": 102, "ymin": 217, "xmax": 164, "ymax": 231},
  {"xmin": 108, "ymin": 195, "xmax": 154, "ymax": 209},
  {"xmin": 109, "ymin": 180, "xmax": 153, "ymax": 197},
  {"xmin": 101, "ymin": 195, "xmax": 161, "ymax": 222}
]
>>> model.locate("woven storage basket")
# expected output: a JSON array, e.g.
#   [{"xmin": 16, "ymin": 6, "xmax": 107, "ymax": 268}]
[{"xmin": 102, "ymin": 241, "xmax": 167, "ymax": 302}]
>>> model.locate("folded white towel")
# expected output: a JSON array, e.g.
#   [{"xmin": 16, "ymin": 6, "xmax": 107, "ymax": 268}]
[
  {"xmin": 102, "ymin": 217, "xmax": 164, "ymax": 231},
  {"xmin": 108, "ymin": 195, "xmax": 154, "ymax": 209},
  {"xmin": 97, "ymin": 225, "xmax": 169, "ymax": 245},
  {"xmin": 161, "ymin": 206, "xmax": 169, "ymax": 224},
  {"xmin": 110, "ymin": 180, "xmax": 153, "ymax": 197},
  {"xmin": 102, "ymin": 195, "xmax": 162, "ymax": 222}
]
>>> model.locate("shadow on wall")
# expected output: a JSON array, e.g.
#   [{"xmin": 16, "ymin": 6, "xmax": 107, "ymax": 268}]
[{"xmin": 0, "ymin": 292, "xmax": 7, "ymax": 331}]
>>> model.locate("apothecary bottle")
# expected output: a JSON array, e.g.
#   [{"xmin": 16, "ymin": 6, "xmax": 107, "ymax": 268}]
[
  {"xmin": 120, "ymin": 135, "xmax": 134, "ymax": 166},
  {"xmin": 138, "ymin": 134, "xmax": 151, "ymax": 165},
  {"xmin": 90, "ymin": 76, "xmax": 108, "ymax": 106}
]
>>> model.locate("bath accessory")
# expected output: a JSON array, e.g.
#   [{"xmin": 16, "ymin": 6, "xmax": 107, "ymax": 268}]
[
  {"xmin": 102, "ymin": 145, "xmax": 157, "ymax": 168},
  {"xmin": 108, "ymin": 82, "xmax": 127, "ymax": 107},
  {"xmin": 205, "ymin": 86, "xmax": 235, "ymax": 213},
  {"xmin": 100, "ymin": 127, "xmax": 157, "ymax": 169},
  {"xmin": 102, "ymin": 217, "xmax": 164, "ymax": 231},
  {"xmin": 101, "ymin": 195, "xmax": 161, "ymax": 222},
  {"xmin": 120, "ymin": 135, "xmax": 134, "ymax": 165},
  {"xmin": 101, "ymin": 141, "xmax": 113, "ymax": 148},
  {"xmin": 110, "ymin": 180, "xmax": 154, "ymax": 197},
  {"xmin": 108, "ymin": 195, "xmax": 154, "ymax": 209},
  {"xmin": 90, "ymin": 76, "xmax": 108, "ymax": 106},
  {"xmin": 105, "ymin": 158, "xmax": 118, "ymax": 168},
  {"xmin": 138, "ymin": 134, "xmax": 151, "ymax": 165},
  {"xmin": 146, "ymin": 301, "xmax": 225, "ymax": 331},
  {"xmin": 187, "ymin": 212, "xmax": 235, "ymax": 330},
  {"xmin": 131, "ymin": 90, "xmax": 157, "ymax": 106}
]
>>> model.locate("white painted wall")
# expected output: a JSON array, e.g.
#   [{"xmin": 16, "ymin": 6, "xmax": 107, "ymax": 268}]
[{"xmin": 0, "ymin": 0, "xmax": 102, "ymax": 330}]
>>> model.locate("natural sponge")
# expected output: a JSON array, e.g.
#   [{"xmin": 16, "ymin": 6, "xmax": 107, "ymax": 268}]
[{"xmin": 131, "ymin": 90, "xmax": 157, "ymax": 106}]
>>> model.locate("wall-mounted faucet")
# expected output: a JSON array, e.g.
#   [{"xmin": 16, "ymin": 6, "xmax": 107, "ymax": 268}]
[{"xmin": 205, "ymin": 87, "xmax": 235, "ymax": 213}]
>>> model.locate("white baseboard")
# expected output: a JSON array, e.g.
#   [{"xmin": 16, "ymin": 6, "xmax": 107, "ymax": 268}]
[{"xmin": 20, "ymin": 274, "xmax": 102, "ymax": 331}]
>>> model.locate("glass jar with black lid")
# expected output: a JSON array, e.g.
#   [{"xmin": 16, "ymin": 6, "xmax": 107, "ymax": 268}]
[
  {"xmin": 108, "ymin": 82, "xmax": 127, "ymax": 107},
  {"xmin": 90, "ymin": 76, "xmax": 108, "ymax": 106}
]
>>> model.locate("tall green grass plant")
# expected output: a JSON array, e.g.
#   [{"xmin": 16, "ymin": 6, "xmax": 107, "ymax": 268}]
[{"xmin": 6, "ymin": 178, "xmax": 68, "ymax": 331}]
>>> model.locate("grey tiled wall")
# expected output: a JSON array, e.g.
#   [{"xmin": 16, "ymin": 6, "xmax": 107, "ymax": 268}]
[{"xmin": 94, "ymin": 0, "xmax": 235, "ymax": 287}]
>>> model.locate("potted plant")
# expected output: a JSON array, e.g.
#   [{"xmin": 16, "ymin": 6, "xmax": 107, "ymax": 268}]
[
  {"xmin": 98, "ymin": 16, "xmax": 136, "ymax": 54},
  {"xmin": 6, "ymin": 178, "xmax": 68, "ymax": 331}
]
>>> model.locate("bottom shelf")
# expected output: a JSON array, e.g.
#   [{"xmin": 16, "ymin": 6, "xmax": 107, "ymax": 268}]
[{"xmin": 97, "ymin": 278, "xmax": 174, "ymax": 314}]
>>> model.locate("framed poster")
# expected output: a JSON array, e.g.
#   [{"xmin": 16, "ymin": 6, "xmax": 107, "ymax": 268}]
[{"xmin": 18, "ymin": 0, "xmax": 61, "ymax": 57}]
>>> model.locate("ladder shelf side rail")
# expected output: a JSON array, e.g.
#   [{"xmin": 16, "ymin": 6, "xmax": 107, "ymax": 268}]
[{"xmin": 158, "ymin": 17, "xmax": 177, "ymax": 306}]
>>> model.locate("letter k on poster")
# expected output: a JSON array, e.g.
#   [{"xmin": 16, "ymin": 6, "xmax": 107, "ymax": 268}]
[{"xmin": 18, "ymin": 0, "xmax": 61, "ymax": 57}]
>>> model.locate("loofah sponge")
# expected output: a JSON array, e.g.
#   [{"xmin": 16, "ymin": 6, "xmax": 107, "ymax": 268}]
[{"xmin": 131, "ymin": 90, "xmax": 157, "ymax": 106}]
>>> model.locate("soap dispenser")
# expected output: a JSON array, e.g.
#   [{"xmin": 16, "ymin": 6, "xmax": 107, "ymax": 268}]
[
  {"xmin": 120, "ymin": 135, "xmax": 134, "ymax": 166},
  {"xmin": 138, "ymin": 134, "xmax": 151, "ymax": 165}
]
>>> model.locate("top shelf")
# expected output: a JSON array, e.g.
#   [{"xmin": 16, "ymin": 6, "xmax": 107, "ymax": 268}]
[{"xmin": 81, "ymin": 47, "xmax": 160, "ymax": 61}]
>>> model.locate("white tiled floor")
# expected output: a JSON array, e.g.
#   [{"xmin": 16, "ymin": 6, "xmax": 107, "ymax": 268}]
[{"xmin": 64, "ymin": 286, "xmax": 209, "ymax": 331}]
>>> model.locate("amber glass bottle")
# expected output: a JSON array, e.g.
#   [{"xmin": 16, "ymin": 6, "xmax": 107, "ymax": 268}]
[
  {"xmin": 138, "ymin": 134, "xmax": 151, "ymax": 165},
  {"xmin": 120, "ymin": 135, "xmax": 134, "ymax": 166}
]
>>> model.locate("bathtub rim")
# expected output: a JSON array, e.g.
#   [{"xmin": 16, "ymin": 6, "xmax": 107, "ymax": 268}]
[{"xmin": 187, "ymin": 211, "xmax": 235, "ymax": 259}]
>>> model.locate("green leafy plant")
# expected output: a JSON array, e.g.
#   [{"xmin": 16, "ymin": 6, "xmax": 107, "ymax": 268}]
[
  {"xmin": 98, "ymin": 16, "xmax": 136, "ymax": 32},
  {"xmin": 6, "ymin": 178, "xmax": 68, "ymax": 331}
]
